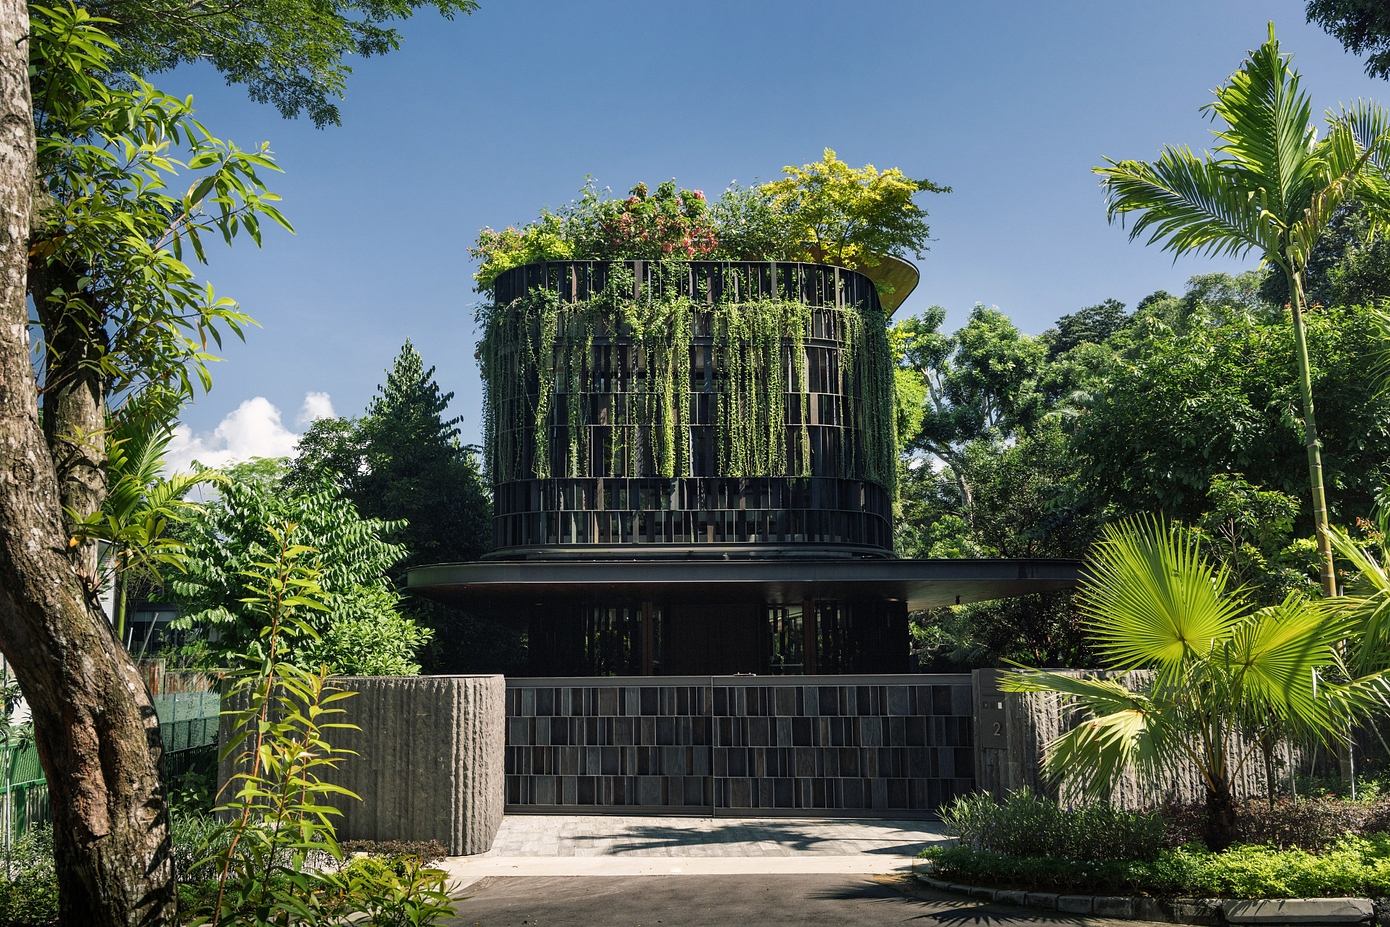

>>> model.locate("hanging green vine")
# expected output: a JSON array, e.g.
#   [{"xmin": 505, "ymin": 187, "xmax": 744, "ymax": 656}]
[{"xmin": 477, "ymin": 261, "xmax": 895, "ymax": 490}]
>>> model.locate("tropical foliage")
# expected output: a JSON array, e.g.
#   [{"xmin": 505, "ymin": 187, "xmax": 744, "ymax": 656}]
[
  {"xmin": 1003, "ymin": 517, "xmax": 1390, "ymax": 849},
  {"xmin": 469, "ymin": 149, "xmax": 944, "ymax": 292},
  {"xmin": 32, "ymin": 1, "xmax": 288, "ymax": 404},
  {"xmin": 290, "ymin": 342, "xmax": 512, "ymax": 674},
  {"xmin": 1094, "ymin": 23, "xmax": 1390, "ymax": 595},
  {"xmin": 68, "ymin": 389, "xmax": 222, "ymax": 642},
  {"xmin": 185, "ymin": 526, "xmax": 455, "ymax": 926},
  {"xmin": 169, "ymin": 460, "xmax": 430, "ymax": 675},
  {"xmin": 899, "ymin": 271, "xmax": 1390, "ymax": 668}
]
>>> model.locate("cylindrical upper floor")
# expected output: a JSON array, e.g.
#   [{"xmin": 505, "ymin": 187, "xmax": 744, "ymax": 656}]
[{"xmin": 478, "ymin": 260, "xmax": 898, "ymax": 560}]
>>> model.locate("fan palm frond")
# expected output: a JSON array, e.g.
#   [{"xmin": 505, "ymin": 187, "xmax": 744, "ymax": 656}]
[
  {"xmin": 1227, "ymin": 594, "xmax": 1341, "ymax": 733},
  {"xmin": 1005, "ymin": 671, "xmax": 1187, "ymax": 799},
  {"xmin": 1078, "ymin": 516, "xmax": 1246, "ymax": 669}
]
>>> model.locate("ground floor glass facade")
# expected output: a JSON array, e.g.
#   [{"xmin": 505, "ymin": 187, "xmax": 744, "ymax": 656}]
[{"xmin": 523, "ymin": 597, "xmax": 909, "ymax": 677}]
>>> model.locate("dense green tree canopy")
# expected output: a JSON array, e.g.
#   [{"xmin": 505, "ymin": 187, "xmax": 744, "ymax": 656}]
[
  {"xmin": 289, "ymin": 342, "xmax": 515, "ymax": 673},
  {"xmin": 1308, "ymin": 0, "xmax": 1390, "ymax": 80},
  {"xmin": 291, "ymin": 340, "xmax": 491, "ymax": 568},
  {"xmin": 893, "ymin": 304, "xmax": 1048, "ymax": 527},
  {"xmin": 1077, "ymin": 300, "xmax": 1390, "ymax": 525},
  {"xmin": 896, "ymin": 271, "xmax": 1390, "ymax": 670},
  {"xmin": 85, "ymin": 0, "xmax": 479, "ymax": 126},
  {"xmin": 170, "ymin": 459, "xmax": 430, "ymax": 674}
]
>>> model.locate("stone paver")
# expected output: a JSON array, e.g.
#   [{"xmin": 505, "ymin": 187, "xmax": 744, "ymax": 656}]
[
  {"xmin": 480, "ymin": 813, "xmax": 946, "ymax": 858},
  {"xmin": 441, "ymin": 813, "xmax": 949, "ymax": 888}
]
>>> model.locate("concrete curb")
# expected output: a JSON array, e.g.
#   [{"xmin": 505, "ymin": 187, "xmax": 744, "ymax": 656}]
[{"xmin": 910, "ymin": 867, "xmax": 1376, "ymax": 925}]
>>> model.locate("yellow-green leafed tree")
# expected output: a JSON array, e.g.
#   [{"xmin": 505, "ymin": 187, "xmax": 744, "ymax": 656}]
[{"xmin": 760, "ymin": 148, "xmax": 948, "ymax": 274}]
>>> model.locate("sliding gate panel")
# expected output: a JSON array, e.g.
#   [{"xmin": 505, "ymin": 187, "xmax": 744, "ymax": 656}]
[{"xmin": 504, "ymin": 675, "xmax": 974, "ymax": 814}]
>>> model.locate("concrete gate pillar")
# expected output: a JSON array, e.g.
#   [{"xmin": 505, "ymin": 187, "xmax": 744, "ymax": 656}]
[
  {"xmin": 326, "ymin": 675, "xmax": 506, "ymax": 855},
  {"xmin": 220, "ymin": 674, "xmax": 506, "ymax": 856}
]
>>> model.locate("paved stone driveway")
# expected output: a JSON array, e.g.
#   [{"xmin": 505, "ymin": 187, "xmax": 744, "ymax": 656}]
[
  {"xmin": 483, "ymin": 813, "xmax": 945, "ymax": 857},
  {"xmin": 439, "ymin": 814, "xmax": 949, "ymax": 888}
]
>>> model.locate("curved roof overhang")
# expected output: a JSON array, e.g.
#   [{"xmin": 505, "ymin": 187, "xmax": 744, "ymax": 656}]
[
  {"xmin": 861, "ymin": 254, "xmax": 920, "ymax": 316},
  {"xmin": 407, "ymin": 558, "xmax": 1081, "ymax": 612}
]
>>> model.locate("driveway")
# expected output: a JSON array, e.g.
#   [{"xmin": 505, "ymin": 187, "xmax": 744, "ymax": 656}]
[
  {"xmin": 440, "ymin": 814, "xmax": 949, "ymax": 886},
  {"xmin": 444, "ymin": 874, "xmax": 1168, "ymax": 927}
]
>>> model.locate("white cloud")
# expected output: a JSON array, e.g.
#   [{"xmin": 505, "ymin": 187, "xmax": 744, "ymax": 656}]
[
  {"xmin": 166, "ymin": 392, "xmax": 332, "ymax": 474},
  {"xmin": 297, "ymin": 391, "xmax": 335, "ymax": 427}
]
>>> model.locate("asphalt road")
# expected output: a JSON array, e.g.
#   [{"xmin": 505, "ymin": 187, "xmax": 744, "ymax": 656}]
[{"xmin": 445, "ymin": 874, "xmax": 1165, "ymax": 927}]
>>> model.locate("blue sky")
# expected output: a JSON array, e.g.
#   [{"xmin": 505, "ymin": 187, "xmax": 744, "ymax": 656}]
[{"xmin": 162, "ymin": 0, "xmax": 1388, "ymax": 465}]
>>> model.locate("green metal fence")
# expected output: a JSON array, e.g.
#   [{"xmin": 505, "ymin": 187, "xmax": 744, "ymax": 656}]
[
  {"xmin": 0, "ymin": 739, "xmax": 46, "ymax": 841},
  {"xmin": 0, "ymin": 691, "xmax": 221, "ymax": 839}
]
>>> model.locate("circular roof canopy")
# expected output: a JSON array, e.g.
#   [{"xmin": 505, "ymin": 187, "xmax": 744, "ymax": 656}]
[{"xmin": 407, "ymin": 558, "xmax": 1081, "ymax": 612}]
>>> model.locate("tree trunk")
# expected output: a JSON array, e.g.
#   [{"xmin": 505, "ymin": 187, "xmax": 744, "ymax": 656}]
[
  {"xmin": 32, "ymin": 258, "xmax": 108, "ymax": 571},
  {"xmin": 1289, "ymin": 268, "xmax": 1356, "ymax": 781},
  {"xmin": 1288, "ymin": 270, "xmax": 1337, "ymax": 598},
  {"xmin": 0, "ymin": 5, "xmax": 175, "ymax": 924},
  {"xmin": 1204, "ymin": 778, "xmax": 1238, "ymax": 851}
]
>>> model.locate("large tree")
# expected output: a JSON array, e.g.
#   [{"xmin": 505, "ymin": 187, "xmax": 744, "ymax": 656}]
[
  {"xmin": 293, "ymin": 340, "xmax": 491, "ymax": 568},
  {"xmin": 1095, "ymin": 24, "xmax": 1390, "ymax": 596},
  {"xmin": 1078, "ymin": 297, "xmax": 1390, "ymax": 535},
  {"xmin": 893, "ymin": 304, "xmax": 1046, "ymax": 523},
  {"xmin": 0, "ymin": 4, "xmax": 165, "ymax": 922},
  {"xmin": 290, "ymin": 342, "xmax": 512, "ymax": 672},
  {"xmin": 0, "ymin": 5, "xmax": 293, "ymax": 921},
  {"xmin": 87, "ymin": 0, "xmax": 478, "ymax": 126},
  {"xmin": 2, "ymin": 0, "xmax": 472, "ymax": 918},
  {"xmin": 1308, "ymin": 0, "xmax": 1390, "ymax": 80}
]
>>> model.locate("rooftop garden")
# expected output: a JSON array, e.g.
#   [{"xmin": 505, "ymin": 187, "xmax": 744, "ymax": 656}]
[
  {"xmin": 468, "ymin": 148, "xmax": 948, "ymax": 300},
  {"xmin": 470, "ymin": 151, "xmax": 938, "ymax": 489}
]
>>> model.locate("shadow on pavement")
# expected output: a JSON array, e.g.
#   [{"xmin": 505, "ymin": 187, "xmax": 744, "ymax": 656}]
[{"xmin": 582, "ymin": 818, "xmax": 943, "ymax": 855}]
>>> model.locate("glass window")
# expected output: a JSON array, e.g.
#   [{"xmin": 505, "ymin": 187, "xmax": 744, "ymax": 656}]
[{"xmin": 767, "ymin": 605, "xmax": 804, "ymax": 674}]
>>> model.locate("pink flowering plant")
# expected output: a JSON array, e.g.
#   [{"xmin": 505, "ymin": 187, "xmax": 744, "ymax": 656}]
[{"xmin": 594, "ymin": 181, "xmax": 719, "ymax": 259}]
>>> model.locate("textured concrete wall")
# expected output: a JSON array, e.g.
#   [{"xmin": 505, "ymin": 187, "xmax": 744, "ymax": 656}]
[
  {"xmin": 505, "ymin": 674, "xmax": 975, "ymax": 814},
  {"xmin": 220, "ymin": 675, "xmax": 505, "ymax": 856},
  {"xmin": 973, "ymin": 669, "xmax": 1296, "ymax": 809}
]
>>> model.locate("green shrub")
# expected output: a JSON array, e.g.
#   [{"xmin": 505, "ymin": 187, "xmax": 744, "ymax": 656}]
[
  {"xmin": 1162, "ymin": 796, "xmax": 1390, "ymax": 850},
  {"xmin": 325, "ymin": 854, "xmax": 455, "ymax": 927},
  {"xmin": 0, "ymin": 826, "xmax": 59, "ymax": 927},
  {"xmin": 183, "ymin": 526, "xmax": 456, "ymax": 926},
  {"xmin": 922, "ymin": 834, "xmax": 1390, "ymax": 899},
  {"xmin": 940, "ymin": 790, "xmax": 1166, "ymax": 862}
]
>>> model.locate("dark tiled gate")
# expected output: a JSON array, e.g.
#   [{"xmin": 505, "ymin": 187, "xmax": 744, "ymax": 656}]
[{"xmin": 504, "ymin": 674, "xmax": 974, "ymax": 814}]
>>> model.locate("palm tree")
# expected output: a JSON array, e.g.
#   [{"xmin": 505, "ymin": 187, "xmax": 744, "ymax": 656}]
[
  {"xmin": 1095, "ymin": 23, "xmax": 1390, "ymax": 598},
  {"xmin": 1004, "ymin": 517, "xmax": 1378, "ymax": 850}
]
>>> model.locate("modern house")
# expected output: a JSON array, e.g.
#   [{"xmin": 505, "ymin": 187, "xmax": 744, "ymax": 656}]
[
  {"xmin": 407, "ymin": 259, "xmax": 1078, "ymax": 813},
  {"xmin": 409, "ymin": 259, "xmax": 1076, "ymax": 676}
]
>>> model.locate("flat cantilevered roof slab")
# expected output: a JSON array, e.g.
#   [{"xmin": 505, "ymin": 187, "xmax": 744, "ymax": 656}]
[{"xmin": 406, "ymin": 558, "xmax": 1082, "ymax": 612}]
